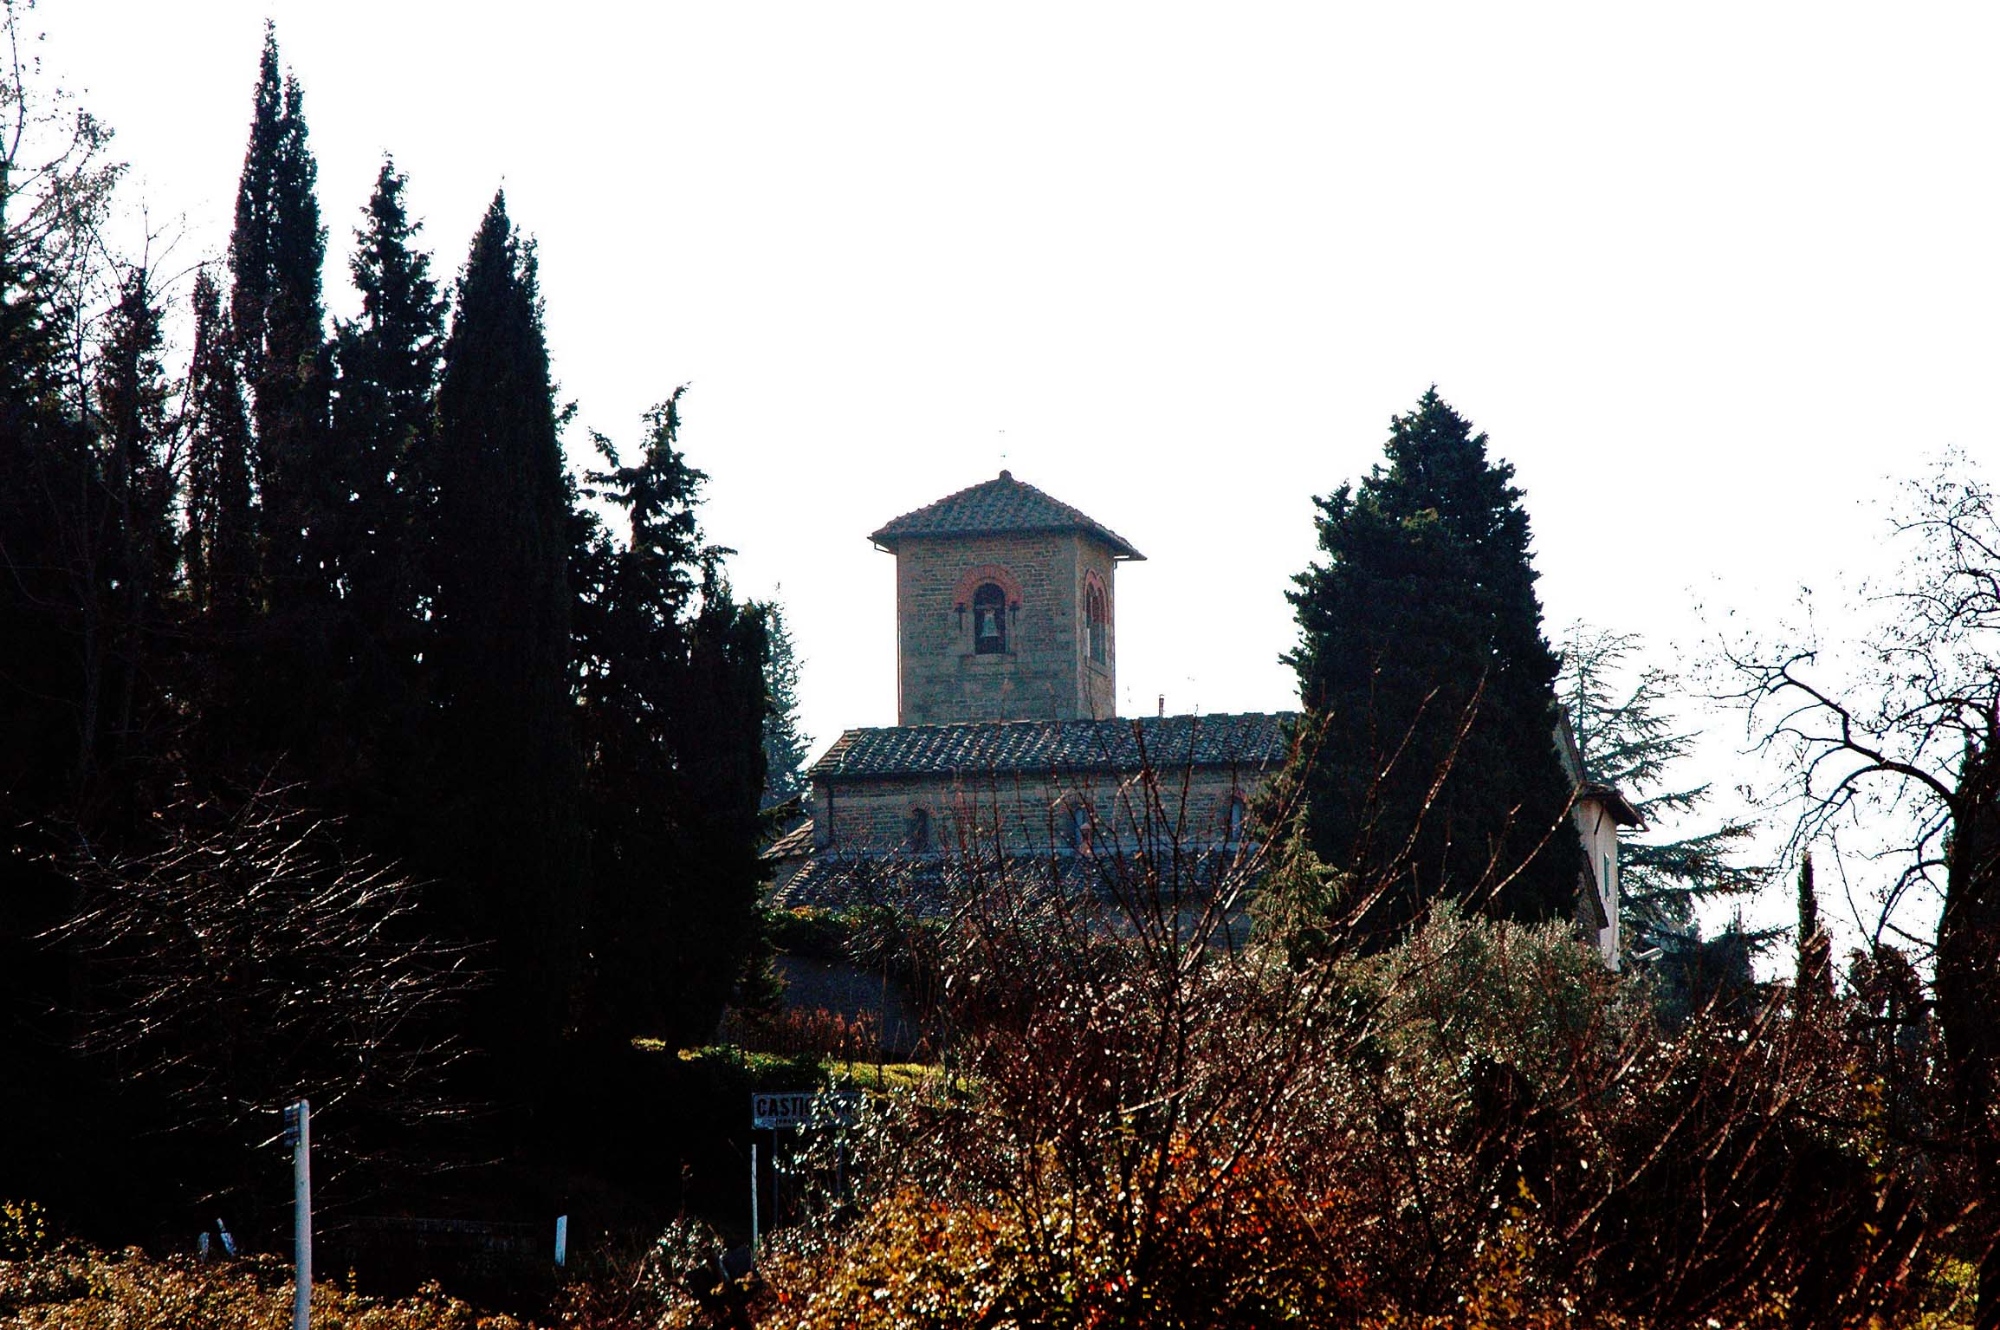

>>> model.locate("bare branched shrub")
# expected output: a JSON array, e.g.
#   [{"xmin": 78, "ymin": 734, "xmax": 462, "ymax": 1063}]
[
  {"xmin": 730, "ymin": 1006, "xmax": 881, "ymax": 1064},
  {"xmin": 50, "ymin": 779, "xmax": 481, "ymax": 1201},
  {"xmin": 1719, "ymin": 456, "xmax": 2000, "ymax": 1320},
  {"xmin": 744, "ymin": 734, "xmax": 1939, "ymax": 1328}
]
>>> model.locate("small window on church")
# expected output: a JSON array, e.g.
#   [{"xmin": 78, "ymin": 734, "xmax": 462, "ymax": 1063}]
[
  {"xmin": 1086, "ymin": 582, "xmax": 1108, "ymax": 665},
  {"xmin": 972, "ymin": 581, "xmax": 1008, "ymax": 654},
  {"xmin": 1064, "ymin": 802, "xmax": 1091, "ymax": 850},
  {"xmin": 907, "ymin": 807, "xmax": 931, "ymax": 853},
  {"xmin": 1227, "ymin": 795, "xmax": 1247, "ymax": 843}
]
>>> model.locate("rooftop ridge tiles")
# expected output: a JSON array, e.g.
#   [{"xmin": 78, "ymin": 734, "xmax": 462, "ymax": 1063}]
[
  {"xmin": 869, "ymin": 470, "xmax": 1144, "ymax": 560},
  {"xmin": 805, "ymin": 711, "xmax": 1298, "ymax": 779}
]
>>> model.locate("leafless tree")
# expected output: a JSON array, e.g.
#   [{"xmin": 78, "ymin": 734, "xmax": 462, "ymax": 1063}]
[
  {"xmin": 50, "ymin": 776, "xmax": 483, "ymax": 1214},
  {"xmin": 1721, "ymin": 453, "xmax": 2000, "ymax": 1325},
  {"xmin": 761, "ymin": 717, "xmax": 1924, "ymax": 1326}
]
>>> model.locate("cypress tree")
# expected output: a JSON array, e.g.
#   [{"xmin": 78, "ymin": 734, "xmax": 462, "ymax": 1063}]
[
  {"xmin": 262, "ymin": 71, "xmax": 329, "ymax": 594},
  {"xmin": 670, "ymin": 595, "xmax": 771, "ymax": 1040},
  {"xmin": 1796, "ymin": 852, "xmax": 1833, "ymax": 1009},
  {"xmin": 96, "ymin": 269, "xmax": 174, "ymax": 597},
  {"xmin": 183, "ymin": 269, "xmax": 257, "ymax": 622},
  {"xmin": 429, "ymin": 191, "xmax": 582, "ymax": 1090},
  {"xmin": 227, "ymin": 24, "xmax": 328, "ymax": 596},
  {"xmin": 1286, "ymin": 387, "xmax": 1580, "ymax": 924},
  {"xmin": 219, "ymin": 26, "xmax": 340, "ymax": 779},
  {"xmin": 88, "ymin": 267, "xmax": 176, "ymax": 800},
  {"xmin": 322, "ymin": 158, "xmax": 446, "ymax": 825},
  {"xmin": 329, "ymin": 156, "xmax": 444, "ymax": 631},
  {"xmin": 227, "ymin": 24, "xmax": 280, "ymax": 394}
]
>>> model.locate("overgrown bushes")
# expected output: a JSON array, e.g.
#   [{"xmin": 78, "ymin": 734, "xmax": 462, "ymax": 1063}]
[
  {"xmin": 727, "ymin": 837, "xmax": 1954, "ymax": 1328},
  {"xmin": 0, "ymin": 1204, "xmax": 527, "ymax": 1330}
]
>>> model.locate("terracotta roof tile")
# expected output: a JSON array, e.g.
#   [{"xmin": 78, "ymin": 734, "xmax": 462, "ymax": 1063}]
[
  {"xmin": 870, "ymin": 471, "xmax": 1144, "ymax": 560},
  {"xmin": 807, "ymin": 712, "xmax": 1295, "ymax": 780},
  {"xmin": 762, "ymin": 820, "xmax": 816, "ymax": 861}
]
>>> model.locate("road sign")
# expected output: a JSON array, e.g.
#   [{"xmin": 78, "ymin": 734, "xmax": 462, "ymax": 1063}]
[{"xmin": 751, "ymin": 1089, "xmax": 860, "ymax": 1130}]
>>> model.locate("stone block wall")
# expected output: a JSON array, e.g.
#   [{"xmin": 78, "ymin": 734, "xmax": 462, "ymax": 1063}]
[
  {"xmin": 815, "ymin": 764, "xmax": 1261, "ymax": 856},
  {"xmin": 892, "ymin": 531, "xmax": 1120, "ymax": 725}
]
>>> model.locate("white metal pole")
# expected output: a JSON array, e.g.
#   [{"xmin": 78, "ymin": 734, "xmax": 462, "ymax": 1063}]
[
  {"xmin": 749, "ymin": 1143, "xmax": 759, "ymax": 1254},
  {"xmin": 291, "ymin": 1099, "xmax": 311, "ymax": 1330}
]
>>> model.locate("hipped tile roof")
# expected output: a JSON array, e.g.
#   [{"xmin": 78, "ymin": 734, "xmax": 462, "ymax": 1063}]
[
  {"xmin": 869, "ymin": 471, "xmax": 1144, "ymax": 560},
  {"xmin": 763, "ymin": 820, "xmax": 816, "ymax": 861},
  {"xmin": 808, "ymin": 712, "xmax": 1295, "ymax": 781}
]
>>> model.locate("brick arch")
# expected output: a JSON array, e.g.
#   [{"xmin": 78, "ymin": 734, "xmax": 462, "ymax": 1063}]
[
  {"xmin": 1082, "ymin": 568, "xmax": 1110, "ymax": 612},
  {"xmin": 953, "ymin": 563, "xmax": 1024, "ymax": 611},
  {"xmin": 1083, "ymin": 568, "xmax": 1111, "ymax": 662}
]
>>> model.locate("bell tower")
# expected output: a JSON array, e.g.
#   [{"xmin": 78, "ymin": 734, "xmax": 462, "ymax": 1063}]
[{"xmin": 870, "ymin": 471, "xmax": 1144, "ymax": 726}]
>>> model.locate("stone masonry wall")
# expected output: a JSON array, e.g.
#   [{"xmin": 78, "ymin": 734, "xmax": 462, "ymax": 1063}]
[
  {"xmin": 893, "ymin": 532, "xmax": 1120, "ymax": 725},
  {"xmin": 1078, "ymin": 539, "xmax": 1117, "ymax": 720},
  {"xmin": 817, "ymin": 765, "xmax": 1259, "ymax": 855}
]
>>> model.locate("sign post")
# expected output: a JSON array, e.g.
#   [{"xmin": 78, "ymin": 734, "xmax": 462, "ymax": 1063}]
[
  {"xmin": 748, "ymin": 1090, "xmax": 859, "ymax": 1246},
  {"xmin": 749, "ymin": 1143, "xmax": 760, "ymax": 1253},
  {"xmin": 283, "ymin": 1100, "xmax": 311, "ymax": 1330},
  {"xmin": 750, "ymin": 1089, "xmax": 860, "ymax": 1131}
]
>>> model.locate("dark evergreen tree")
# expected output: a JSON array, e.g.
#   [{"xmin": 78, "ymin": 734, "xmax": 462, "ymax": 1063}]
[
  {"xmin": 227, "ymin": 24, "xmax": 327, "ymax": 597},
  {"xmin": 428, "ymin": 191, "xmax": 583, "ymax": 1089},
  {"xmin": 1558, "ymin": 624, "xmax": 1766, "ymax": 944},
  {"xmin": 1795, "ymin": 852, "xmax": 1833, "ymax": 1008},
  {"xmin": 227, "ymin": 24, "xmax": 281, "ymax": 395},
  {"xmin": 214, "ymin": 26, "xmax": 351, "ymax": 793},
  {"xmin": 1286, "ymin": 388, "xmax": 1580, "ymax": 923},
  {"xmin": 312, "ymin": 159, "xmax": 448, "ymax": 833},
  {"xmin": 183, "ymin": 268, "xmax": 257, "ymax": 622},
  {"xmin": 86, "ymin": 265, "xmax": 176, "ymax": 805},
  {"xmin": 573, "ymin": 391, "xmax": 770, "ymax": 1046},
  {"xmin": 95, "ymin": 267, "xmax": 173, "ymax": 597},
  {"xmin": 1652, "ymin": 917, "xmax": 1766, "ymax": 1027},
  {"xmin": 329, "ymin": 156, "xmax": 444, "ymax": 632},
  {"xmin": 759, "ymin": 595, "xmax": 812, "ymax": 809},
  {"xmin": 269, "ymin": 71, "xmax": 331, "ymax": 583}
]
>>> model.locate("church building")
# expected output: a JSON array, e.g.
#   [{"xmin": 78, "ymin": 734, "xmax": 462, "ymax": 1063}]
[
  {"xmin": 767, "ymin": 471, "xmax": 1289, "ymax": 910},
  {"xmin": 766, "ymin": 469, "xmax": 1633, "ymax": 970}
]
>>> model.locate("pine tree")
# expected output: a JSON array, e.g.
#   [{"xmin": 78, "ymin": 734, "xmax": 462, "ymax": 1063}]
[
  {"xmin": 428, "ymin": 191, "xmax": 583, "ymax": 1084},
  {"xmin": 1286, "ymin": 388, "xmax": 1580, "ymax": 923},
  {"xmin": 759, "ymin": 596, "xmax": 812, "ymax": 809},
  {"xmin": 573, "ymin": 391, "xmax": 770, "ymax": 1045},
  {"xmin": 1558, "ymin": 625, "xmax": 1766, "ymax": 943},
  {"xmin": 1796, "ymin": 852, "xmax": 1833, "ymax": 1009}
]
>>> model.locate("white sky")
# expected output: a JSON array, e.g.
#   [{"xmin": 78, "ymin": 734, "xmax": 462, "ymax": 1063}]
[{"xmin": 31, "ymin": 2, "xmax": 2000, "ymax": 945}]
